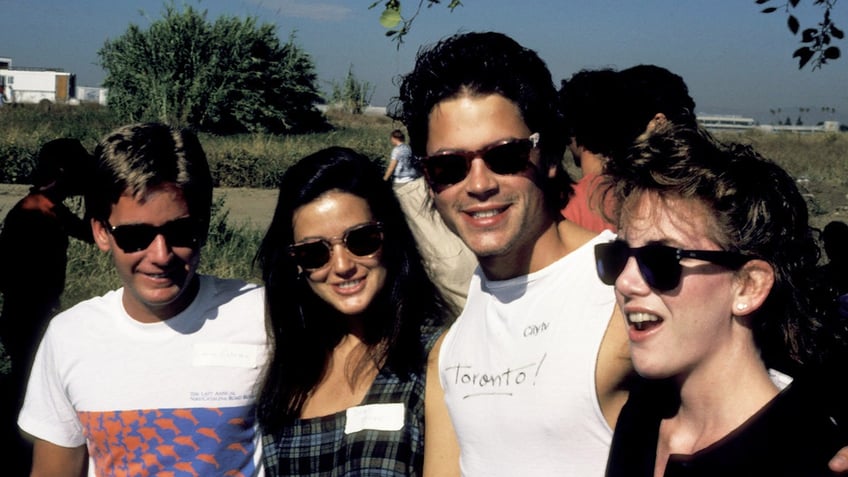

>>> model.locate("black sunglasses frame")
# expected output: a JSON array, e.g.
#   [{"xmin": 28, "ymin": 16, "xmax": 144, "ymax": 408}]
[
  {"xmin": 106, "ymin": 217, "xmax": 200, "ymax": 253},
  {"xmin": 594, "ymin": 240, "xmax": 751, "ymax": 291},
  {"xmin": 288, "ymin": 222, "xmax": 385, "ymax": 271},
  {"xmin": 421, "ymin": 133, "xmax": 540, "ymax": 191}
]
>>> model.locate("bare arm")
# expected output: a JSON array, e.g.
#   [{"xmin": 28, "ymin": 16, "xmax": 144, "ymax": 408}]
[
  {"xmin": 383, "ymin": 159, "xmax": 398, "ymax": 181},
  {"xmin": 30, "ymin": 438, "xmax": 87, "ymax": 477},
  {"xmin": 423, "ymin": 332, "xmax": 461, "ymax": 477},
  {"xmin": 595, "ymin": 304, "xmax": 635, "ymax": 429}
]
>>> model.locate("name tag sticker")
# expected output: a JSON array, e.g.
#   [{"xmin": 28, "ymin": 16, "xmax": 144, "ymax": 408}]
[
  {"xmin": 344, "ymin": 403, "xmax": 405, "ymax": 434},
  {"xmin": 192, "ymin": 343, "xmax": 260, "ymax": 368}
]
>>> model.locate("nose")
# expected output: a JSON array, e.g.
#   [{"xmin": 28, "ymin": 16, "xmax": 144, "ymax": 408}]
[
  {"xmin": 465, "ymin": 157, "xmax": 499, "ymax": 200},
  {"xmin": 329, "ymin": 243, "xmax": 357, "ymax": 276},
  {"xmin": 615, "ymin": 256, "xmax": 650, "ymax": 297},
  {"xmin": 145, "ymin": 233, "xmax": 173, "ymax": 264}
]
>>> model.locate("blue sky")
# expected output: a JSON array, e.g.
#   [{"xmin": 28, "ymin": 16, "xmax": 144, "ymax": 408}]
[{"xmin": 1, "ymin": 0, "xmax": 846, "ymax": 125}]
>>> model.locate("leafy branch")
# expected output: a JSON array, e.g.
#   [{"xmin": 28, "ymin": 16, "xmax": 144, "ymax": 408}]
[
  {"xmin": 369, "ymin": 0, "xmax": 463, "ymax": 48},
  {"xmin": 756, "ymin": 0, "xmax": 844, "ymax": 69}
]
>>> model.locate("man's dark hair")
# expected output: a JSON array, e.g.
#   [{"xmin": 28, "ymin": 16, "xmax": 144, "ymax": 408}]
[
  {"xmin": 392, "ymin": 31, "xmax": 572, "ymax": 214},
  {"xmin": 559, "ymin": 68, "xmax": 628, "ymax": 161}
]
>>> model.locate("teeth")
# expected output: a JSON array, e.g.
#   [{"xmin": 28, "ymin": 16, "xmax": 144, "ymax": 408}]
[
  {"xmin": 338, "ymin": 279, "xmax": 362, "ymax": 289},
  {"xmin": 471, "ymin": 209, "xmax": 502, "ymax": 219},
  {"xmin": 627, "ymin": 312, "xmax": 660, "ymax": 324}
]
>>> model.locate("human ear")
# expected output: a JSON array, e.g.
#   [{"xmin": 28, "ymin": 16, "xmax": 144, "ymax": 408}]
[
  {"xmin": 732, "ymin": 259, "xmax": 775, "ymax": 316},
  {"xmin": 646, "ymin": 113, "xmax": 669, "ymax": 133},
  {"xmin": 91, "ymin": 218, "xmax": 113, "ymax": 252}
]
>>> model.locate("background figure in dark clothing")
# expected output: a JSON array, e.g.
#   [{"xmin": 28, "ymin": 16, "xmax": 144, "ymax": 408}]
[
  {"xmin": 0, "ymin": 138, "xmax": 95, "ymax": 476},
  {"xmin": 819, "ymin": 220, "xmax": 848, "ymax": 318}
]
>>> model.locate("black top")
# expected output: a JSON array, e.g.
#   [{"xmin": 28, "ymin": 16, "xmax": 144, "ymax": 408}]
[{"xmin": 607, "ymin": 375, "xmax": 846, "ymax": 477}]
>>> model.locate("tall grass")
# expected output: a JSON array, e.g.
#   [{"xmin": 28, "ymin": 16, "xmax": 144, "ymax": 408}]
[
  {"xmin": 715, "ymin": 130, "xmax": 848, "ymax": 187},
  {"xmin": 0, "ymin": 105, "xmax": 401, "ymax": 187}
]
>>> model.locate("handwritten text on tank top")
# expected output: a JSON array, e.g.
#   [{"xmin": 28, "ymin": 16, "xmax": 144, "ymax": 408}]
[{"xmin": 444, "ymin": 353, "xmax": 547, "ymax": 399}]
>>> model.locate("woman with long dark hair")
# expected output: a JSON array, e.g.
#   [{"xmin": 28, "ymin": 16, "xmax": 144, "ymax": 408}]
[{"xmin": 255, "ymin": 146, "xmax": 453, "ymax": 476}]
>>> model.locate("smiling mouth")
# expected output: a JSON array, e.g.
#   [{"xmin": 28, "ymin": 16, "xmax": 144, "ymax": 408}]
[
  {"xmin": 468, "ymin": 206, "xmax": 507, "ymax": 219},
  {"xmin": 627, "ymin": 312, "xmax": 663, "ymax": 331},
  {"xmin": 337, "ymin": 279, "xmax": 363, "ymax": 289}
]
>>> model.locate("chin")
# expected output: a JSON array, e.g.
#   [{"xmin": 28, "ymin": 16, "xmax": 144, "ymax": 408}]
[{"xmin": 633, "ymin": 360, "xmax": 676, "ymax": 381}]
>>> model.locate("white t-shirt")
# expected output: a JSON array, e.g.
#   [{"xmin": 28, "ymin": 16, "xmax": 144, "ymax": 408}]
[{"xmin": 19, "ymin": 275, "xmax": 268, "ymax": 477}]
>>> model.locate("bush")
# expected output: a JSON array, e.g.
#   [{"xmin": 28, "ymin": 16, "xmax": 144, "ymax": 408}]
[{"xmin": 99, "ymin": 4, "xmax": 328, "ymax": 134}]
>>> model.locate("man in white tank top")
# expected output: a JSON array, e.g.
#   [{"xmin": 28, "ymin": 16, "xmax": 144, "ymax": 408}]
[{"xmin": 395, "ymin": 32, "xmax": 631, "ymax": 476}]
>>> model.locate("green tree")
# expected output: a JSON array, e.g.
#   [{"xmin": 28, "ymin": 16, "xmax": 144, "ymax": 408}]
[
  {"xmin": 99, "ymin": 3, "xmax": 328, "ymax": 134},
  {"xmin": 756, "ymin": 0, "xmax": 843, "ymax": 69},
  {"xmin": 328, "ymin": 65, "xmax": 376, "ymax": 114}
]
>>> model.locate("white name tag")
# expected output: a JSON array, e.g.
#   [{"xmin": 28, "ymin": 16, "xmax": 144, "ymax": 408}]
[
  {"xmin": 192, "ymin": 343, "xmax": 260, "ymax": 368},
  {"xmin": 344, "ymin": 403, "xmax": 405, "ymax": 434}
]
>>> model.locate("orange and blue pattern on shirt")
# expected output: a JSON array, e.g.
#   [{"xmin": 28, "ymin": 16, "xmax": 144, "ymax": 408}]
[{"xmin": 78, "ymin": 406, "xmax": 259, "ymax": 476}]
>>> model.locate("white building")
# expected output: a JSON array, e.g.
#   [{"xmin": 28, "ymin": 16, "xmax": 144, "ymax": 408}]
[{"xmin": 0, "ymin": 56, "xmax": 76, "ymax": 104}]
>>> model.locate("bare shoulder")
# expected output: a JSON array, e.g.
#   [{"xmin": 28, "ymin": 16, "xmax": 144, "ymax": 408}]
[{"xmin": 557, "ymin": 219, "xmax": 603, "ymax": 253}]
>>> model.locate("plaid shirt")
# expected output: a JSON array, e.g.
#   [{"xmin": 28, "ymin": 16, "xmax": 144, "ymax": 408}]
[{"xmin": 262, "ymin": 326, "xmax": 441, "ymax": 476}]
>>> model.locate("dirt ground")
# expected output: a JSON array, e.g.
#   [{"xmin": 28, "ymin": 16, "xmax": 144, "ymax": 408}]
[
  {"xmin": 1, "ymin": 182, "xmax": 845, "ymax": 233},
  {"xmin": 0, "ymin": 184, "xmax": 280, "ymax": 231}
]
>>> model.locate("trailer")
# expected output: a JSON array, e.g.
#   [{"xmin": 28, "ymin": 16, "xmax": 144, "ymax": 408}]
[{"xmin": 0, "ymin": 57, "xmax": 76, "ymax": 104}]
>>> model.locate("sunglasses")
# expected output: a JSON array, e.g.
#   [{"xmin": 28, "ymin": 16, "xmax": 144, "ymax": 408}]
[
  {"xmin": 106, "ymin": 217, "xmax": 200, "ymax": 253},
  {"xmin": 594, "ymin": 240, "xmax": 750, "ymax": 291},
  {"xmin": 422, "ymin": 133, "xmax": 540, "ymax": 190},
  {"xmin": 288, "ymin": 222, "xmax": 384, "ymax": 270}
]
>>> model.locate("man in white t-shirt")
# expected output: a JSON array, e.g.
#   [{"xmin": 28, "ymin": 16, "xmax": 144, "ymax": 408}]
[{"xmin": 18, "ymin": 122, "xmax": 267, "ymax": 477}]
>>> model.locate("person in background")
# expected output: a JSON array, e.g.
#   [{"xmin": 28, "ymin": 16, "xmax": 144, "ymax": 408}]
[
  {"xmin": 558, "ymin": 64, "xmax": 698, "ymax": 233},
  {"xmin": 559, "ymin": 68, "xmax": 622, "ymax": 233},
  {"xmin": 819, "ymin": 220, "xmax": 848, "ymax": 318},
  {"xmin": 18, "ymin": 123, "xmax": 267, "ymax": 477},
  {"xmin": 255, "ymin": 146, "xmax": 453, "ymax": 476},
  {"xmin": 599, "ymin": 124, "xmax": 848, "ymax": 475},
  {"xmin": 384, "ymin": 127, "xmax": 476, "ymax": 313},
  {"xmin": 383, "ymin": 129, "xmax": 420, "ymax": 185},
  {"xmin": 615, "ymin": 64, "xmax": 698, "ymax": 158},
  {"xmin": 0, "ymin": 137, "xmax": 95, "ymax": 476}
]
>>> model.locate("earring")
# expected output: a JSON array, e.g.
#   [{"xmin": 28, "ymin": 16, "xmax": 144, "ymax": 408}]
[{"xmin": 736, "ymin": 303, "xmax": 748, "ymax": 311}]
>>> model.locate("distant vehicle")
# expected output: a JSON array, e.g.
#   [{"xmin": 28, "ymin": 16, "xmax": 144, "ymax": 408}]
[{"xmin": 0, "ymin": 56, "xmax": 76, "ymax": 104}]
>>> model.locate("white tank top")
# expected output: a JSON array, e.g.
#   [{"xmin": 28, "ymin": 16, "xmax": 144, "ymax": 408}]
[{"xmin": 439, "ymin": 230, "xmax": 617, "ymax": 476}]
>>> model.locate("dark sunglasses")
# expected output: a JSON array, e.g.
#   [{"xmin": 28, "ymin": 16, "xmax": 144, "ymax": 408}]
[
  {"xmin": 594, "ymin": 240, "xmax": 750, "ymax": 291},
  {"xmin": 422, "ymin": 133, "xmax": 540, "ymax": 190},
  {"xmin": 288, "ymin": 222, "xmax": 384, "ymax": 270},
  {"xmin": 106, "ymin": 217, "xmax": 200, "ymax": 253}
]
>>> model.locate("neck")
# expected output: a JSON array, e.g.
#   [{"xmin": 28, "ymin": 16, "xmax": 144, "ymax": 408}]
[
  {"xmin": 663, "ymin": 340, "xmax": 778, "ymax": 454},
  {"xmin": 478, "ymin": 218, "xmax": 568, "ymax": 281},
  {"xmin": 579, "ymin": 150, "xmax": 607, "ymax": 176},
  {"xmin": 125, "ymin": 274, "xmax": 201, "ymax": 323}
]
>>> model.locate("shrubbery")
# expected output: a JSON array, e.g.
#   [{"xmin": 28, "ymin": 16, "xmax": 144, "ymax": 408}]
[
  {"xmin": 99, "ymin": 3, "xmax": 329, "ymax": 134},
  {"xmin": 0, "ymin": 104, "xmax": 397, "ymax": 187}
]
